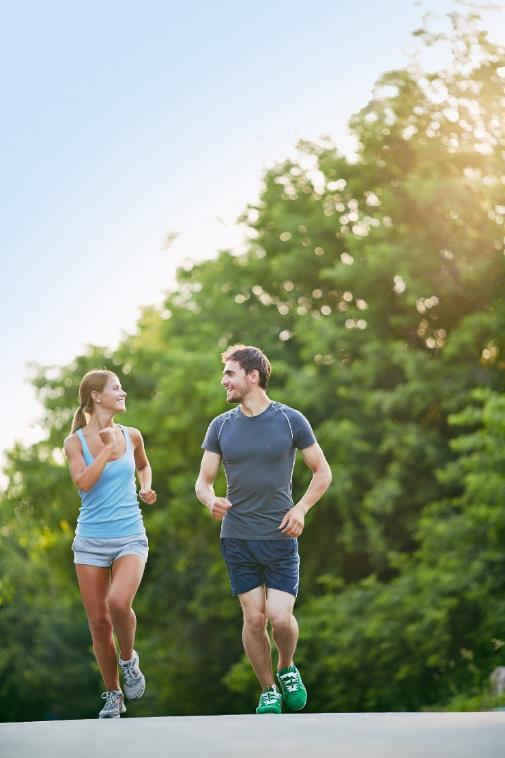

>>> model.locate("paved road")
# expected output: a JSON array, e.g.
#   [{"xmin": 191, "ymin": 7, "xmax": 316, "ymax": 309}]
[{"xmin": 1, "ymin": 712, "xmax": 504, "ymax": 758}]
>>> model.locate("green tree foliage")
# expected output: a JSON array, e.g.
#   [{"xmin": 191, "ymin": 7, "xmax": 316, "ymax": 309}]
[
  {"xmin": 300, "ymin": 388, "xmax": 505, "ymax": 711},
  {"xmin": 1, "ymin": 11, "xmax": 505, "ymax": 719}
]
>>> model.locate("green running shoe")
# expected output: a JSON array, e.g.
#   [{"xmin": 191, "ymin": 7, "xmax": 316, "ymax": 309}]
[
  {"xmin": 276, "ymin": 664, "xmax": 307, "ymax": 711},
  {"xmin": 256, "ymin": 684, "xmax": 283, "ymax": 714}
]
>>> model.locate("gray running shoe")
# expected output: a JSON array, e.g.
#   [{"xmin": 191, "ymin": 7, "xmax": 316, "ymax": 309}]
[
  {"xmin": 98, "ymin": 690, "xmax": 126, "ymax": 719},
  {"xmin": 119, "ymin": 650, "xmax": 146, "ymax": 700}
]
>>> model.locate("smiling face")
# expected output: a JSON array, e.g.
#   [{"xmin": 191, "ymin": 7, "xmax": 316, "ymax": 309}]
[
  {"xmin": 93, "ymin": 374, "xmax": 127, "ymax": 414},
  {"xmin": 221, "ymin": 360, "xmax": 258, "ymax": 403}
]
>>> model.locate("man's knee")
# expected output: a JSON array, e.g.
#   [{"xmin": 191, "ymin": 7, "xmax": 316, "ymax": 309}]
[
  {"xmin": 267, "ymin": 607, "xmax": 295, "ymax": 632},
  {"xmin": 243, "ymin": 609, "xmax": 267, "ymax": 635}
]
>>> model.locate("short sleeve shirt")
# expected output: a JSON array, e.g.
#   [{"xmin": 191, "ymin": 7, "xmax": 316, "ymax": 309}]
[{"xmin": 202, "ymin": 402, "xmax": 316, "ymax": 539}]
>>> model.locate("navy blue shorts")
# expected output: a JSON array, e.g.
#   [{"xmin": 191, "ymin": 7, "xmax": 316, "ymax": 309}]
[{"xmin": 220, "ymin": 538, "xmax": 300, "ymax": 597}]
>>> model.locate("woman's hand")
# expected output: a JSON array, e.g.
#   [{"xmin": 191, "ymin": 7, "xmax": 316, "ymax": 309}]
[
  {"xmin": 98, "ymin": 426, "xmax": 116, "ymax": 447},
  {"xmin": 139, "ymin": 488, "xmax": 157, "ymax": 505}
]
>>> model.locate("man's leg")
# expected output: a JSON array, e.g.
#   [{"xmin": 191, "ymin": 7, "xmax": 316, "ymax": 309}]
[
  {"xmin": 267, "ymin": 588, "xmax": 307, "ymax": 711},
  {"xmin": 238, "ymin": 586, "xmax": 275, "ymax": 688},
  {"xmin": 266, "ymin": 588, "xmax": 298, "ymax": 670}
]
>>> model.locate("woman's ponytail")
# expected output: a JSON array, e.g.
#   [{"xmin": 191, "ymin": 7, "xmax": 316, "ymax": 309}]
[{"xmin": 70, "ymin": 406, "xmax": 88, "ymax": 434}]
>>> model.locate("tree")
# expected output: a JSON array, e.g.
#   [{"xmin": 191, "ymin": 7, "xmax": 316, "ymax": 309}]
[{"xmin": 1, "ymin": 9, "xmax": 504, "ymax": 719}]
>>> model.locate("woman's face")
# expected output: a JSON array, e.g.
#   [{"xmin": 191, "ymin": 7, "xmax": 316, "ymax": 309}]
[{"xmin": 96, "ymin": 375, "xmax": 127, "ymax": 414}]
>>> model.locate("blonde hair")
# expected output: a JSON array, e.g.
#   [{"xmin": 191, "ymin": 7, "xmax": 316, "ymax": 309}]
[{"xmin": 70, "ymin": 369, "xmax": 117, "ymax": 433}]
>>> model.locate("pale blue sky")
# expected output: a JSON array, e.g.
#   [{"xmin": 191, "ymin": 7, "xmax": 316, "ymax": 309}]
[{"xmin": 1, "ymin": 0, "xmax": 504, "ymax": 463}]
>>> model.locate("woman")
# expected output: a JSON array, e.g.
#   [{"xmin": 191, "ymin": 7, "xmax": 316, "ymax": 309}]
[{"xmin": 64, "ymin": 369, "xmax": 157, "ymax": 719}]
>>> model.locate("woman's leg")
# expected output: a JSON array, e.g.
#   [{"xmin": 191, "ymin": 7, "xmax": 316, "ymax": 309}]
[
  {"xmin": 107, "ymin": 555, "xmax": 145, "ymax": 660},
  {"xmin": 75, "ymin": 565, "xmax": 120, "ymax": 691}
]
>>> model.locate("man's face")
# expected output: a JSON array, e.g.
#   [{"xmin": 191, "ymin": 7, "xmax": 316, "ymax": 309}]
[{"xmin": 221, "ymin": 360, "xmax": 254, "ymax": 403}]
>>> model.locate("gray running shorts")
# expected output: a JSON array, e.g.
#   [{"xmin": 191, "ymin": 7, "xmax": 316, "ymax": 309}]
[{"xmin": 72, "ymin": 534, "xmax": 148, "ymax": 567}]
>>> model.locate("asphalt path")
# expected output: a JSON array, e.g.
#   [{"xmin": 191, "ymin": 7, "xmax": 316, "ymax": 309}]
[{"xmin": 1, "ymin": 712, "xmax": 504, "ymax": 758}]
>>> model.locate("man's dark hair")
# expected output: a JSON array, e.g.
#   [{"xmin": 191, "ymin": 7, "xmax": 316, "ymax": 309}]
[{"xmin": 221, "ymin": 344, "xmax": 272, "ymax": 389}]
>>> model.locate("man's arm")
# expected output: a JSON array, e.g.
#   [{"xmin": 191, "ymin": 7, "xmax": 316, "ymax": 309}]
[
  {"xmin": 195, "ymin": 450, "xmax": 232, "ymax": 521},
  {"xmin": 279, "ymin": 442, "xmax": 332, "ymax": 537}
]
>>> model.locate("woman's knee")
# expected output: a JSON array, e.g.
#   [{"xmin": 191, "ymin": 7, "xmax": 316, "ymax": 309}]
[
  {"xmin": 88, "ymin": 611, "xmax": 113, "ymax": 640},
  {"xmin": 107, "ymin": 592, "xmax": 133, "ymax": 618}
]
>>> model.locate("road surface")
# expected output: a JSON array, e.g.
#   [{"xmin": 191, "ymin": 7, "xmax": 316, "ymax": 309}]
[{"xmin": 1, "ymin": 712, "xmax": 504, "ymax": 758}]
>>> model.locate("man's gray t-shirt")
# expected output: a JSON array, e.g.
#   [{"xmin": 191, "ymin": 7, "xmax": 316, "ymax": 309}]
[{"xmin": 201, "ymin": 402, "xmax": 316, "ymax": 539}]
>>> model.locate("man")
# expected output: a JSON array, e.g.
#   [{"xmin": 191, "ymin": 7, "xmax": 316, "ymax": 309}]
[{"xmin": 195, "ymin": 344, "xmax": 332, "ymax": 714}]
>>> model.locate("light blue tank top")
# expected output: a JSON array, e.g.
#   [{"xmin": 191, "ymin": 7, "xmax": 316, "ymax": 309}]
[{"xmin": 75, "ymin": 425, "xmax": 145, "ymax": 538}]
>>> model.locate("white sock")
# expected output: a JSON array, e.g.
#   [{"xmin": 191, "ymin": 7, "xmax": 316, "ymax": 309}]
[{"xmin": 119, "ymin": 653, "xmax": 135, "ymax": 665}]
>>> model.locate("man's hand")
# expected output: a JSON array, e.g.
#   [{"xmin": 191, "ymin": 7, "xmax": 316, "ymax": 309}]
[
  {"xmin": 279, "ymin": 505, "xmax": 306, "ymax": 537},
  {"xmin": 210, "ymin": 497, "xmax": 232, "ymax": 521},
  {"xmin": 139, "ymin": 488, "xmax": 157, "ymax": 505}
]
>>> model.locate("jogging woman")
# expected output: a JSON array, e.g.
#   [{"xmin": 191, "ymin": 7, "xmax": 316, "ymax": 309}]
[{"xmin": 64, "ymin": 369, "xmax": 157, "ymax": 719}]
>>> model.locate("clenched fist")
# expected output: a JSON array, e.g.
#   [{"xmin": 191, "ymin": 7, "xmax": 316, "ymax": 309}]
[
  {"xmin": 139, "ymin": 488, "xmax": 157, "ymax": 505},
  {"xmin": 279, "ymin": 505, "xmax": 306, "ymax": 537},
  {"xmin": 98, "ymin": 426, "xmax": 116, "ymax": 446},
  {"xmin": 209, "ymin": 497, "xmax": 232, "ymax": 521}
]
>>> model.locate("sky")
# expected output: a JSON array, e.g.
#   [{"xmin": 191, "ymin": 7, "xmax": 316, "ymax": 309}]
[{"xmin": 1, "ymin": 0, "xmax": 504, "ymax": 467}]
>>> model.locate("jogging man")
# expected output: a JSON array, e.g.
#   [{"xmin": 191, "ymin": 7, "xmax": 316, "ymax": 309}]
[{"xmin": 195, "ymin": 344, "xmax": 332, "ymax": 714}]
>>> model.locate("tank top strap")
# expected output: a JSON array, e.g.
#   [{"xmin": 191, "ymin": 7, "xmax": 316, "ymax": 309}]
[
  {"xmin": 75, "ymin": 428, "xmax": 93, "ymax": 461},
  {"xmin": 119, "ymin": 425, "xmax": 133, "ymax": 453}
]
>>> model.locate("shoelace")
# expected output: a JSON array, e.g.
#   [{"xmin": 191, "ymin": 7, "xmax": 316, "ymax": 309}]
[
  {"xmin": 101, "ymin": 691, "xmax": 121, "ymax": 709},
  {"xmin": 260, "ymin": 688, "xmax": 280, "ymax": 704},
  {"xmin": 121, "ymin": 659, "xmax": 140, "ymax": 681},
  {"xmin": 278, "ymin": 671, "xmax": 299, "ymax": 693}
]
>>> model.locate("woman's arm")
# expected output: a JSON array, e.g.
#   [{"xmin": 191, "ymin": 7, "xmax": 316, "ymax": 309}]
[
  {"xmin": 64, "ymin": 432, "xmax": 114, "ymax": 492},
  {"xmin": 129, "ymin": 428, "xmax": 157, "ymax": 505}
]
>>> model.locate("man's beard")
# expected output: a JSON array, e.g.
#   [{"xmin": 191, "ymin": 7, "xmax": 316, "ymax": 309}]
[{"xmin": 226, "ymin": 390, "xmax": 242, "ymax": 403}]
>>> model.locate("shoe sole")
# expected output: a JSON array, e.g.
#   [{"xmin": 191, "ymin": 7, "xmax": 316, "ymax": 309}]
[
  {"xmin": 256, "ymin": 709, "xmax": 283, "ymax": 714},
  {"xmin": 256, "ymin": 702, "xmax": 283, "ymax": 714},
  {"xmin": 282, "ymin": 697, "xmax": 307, "ymax": 712},
  {"xmin": 125, "ymin": 680, "xmax": 146, "ymax": 700},
  {"xmin": 99, "ymin": 706, "xmax": 126, "ymax": 719}
]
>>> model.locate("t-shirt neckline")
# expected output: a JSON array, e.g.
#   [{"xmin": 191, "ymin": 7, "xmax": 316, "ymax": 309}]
[{"xmin": 238, "ymin": 401, "xmax": 275, "ymax": 420}]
